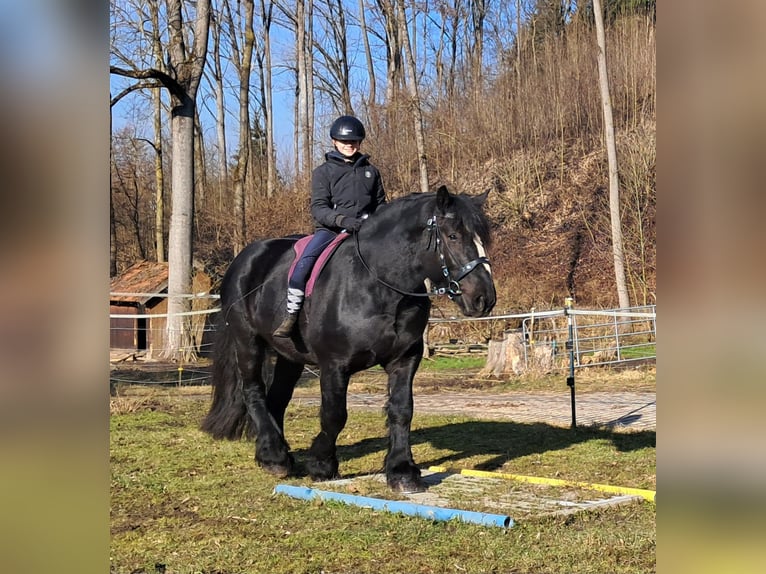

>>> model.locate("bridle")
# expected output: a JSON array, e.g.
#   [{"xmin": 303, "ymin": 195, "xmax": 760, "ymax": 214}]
[{"xmin": 354, "ymin": 213, "xmax": 490, "ymax": 299}]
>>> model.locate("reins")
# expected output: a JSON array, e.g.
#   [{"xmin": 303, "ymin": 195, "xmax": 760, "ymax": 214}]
[{"xmin": 353, "ymin": 213, "xmax": 490, "ymax": 299}]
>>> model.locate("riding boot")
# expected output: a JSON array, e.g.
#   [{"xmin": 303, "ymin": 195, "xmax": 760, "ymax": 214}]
[
  {"xmin": 274, "ymin": 288, "xmax": 304, "ymax": 337},
  {"xmin": 273, "ymin": 313, "xmax": 298, "ymax": 338}
]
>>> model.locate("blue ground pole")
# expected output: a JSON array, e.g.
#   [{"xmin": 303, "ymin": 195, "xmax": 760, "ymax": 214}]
[{"xmin": 274, "ymin": 484, "xmax": 513, "ymax": 528}]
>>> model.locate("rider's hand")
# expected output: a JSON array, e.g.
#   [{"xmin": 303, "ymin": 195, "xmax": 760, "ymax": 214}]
[{"xmin": 340, "ymin": 216, "xmax": 364, "ymax": 232}]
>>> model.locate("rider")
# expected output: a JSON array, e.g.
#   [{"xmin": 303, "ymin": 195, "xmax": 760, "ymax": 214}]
[{"xmin": 274, "ymin": 115, "xmax": 387, "ymax": 338}]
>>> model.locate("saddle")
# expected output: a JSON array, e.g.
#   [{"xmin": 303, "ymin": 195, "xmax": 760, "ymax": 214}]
[{"xmin": 288, "ymin": 232, "xmax": 349, "ymax": 297}]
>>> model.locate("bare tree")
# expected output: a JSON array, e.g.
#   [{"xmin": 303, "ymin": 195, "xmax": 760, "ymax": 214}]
[
  {"xmin": 221, "ymin": 0, "xmax": 256, "ymax": 253},
  {"xmin": 111, "ymin": 129, "xmax": 157, "ymax": 267},
  {"xmin": 593, "ymin": 0, "xmax": 629, "ymax": 308},
  {"xmin": 111, "ymin": 0, "xmax": 212, "ymax": 359},
  {"xmin": 210, "ymin": 7, "xmax": 229, "ymax": 212},
  {"xmin": 151, "ymin": 93, "xmax": 166, "ymax": 262},
  {"xmin": 439, "ymin": 0, "xmax": 462, "ymax": 99},
  {"xmin": 258, "ymin": 0, "xmax": 277, "ymax": 198},
  {"xmin": 358, "ymin": 0, "xmax": 376, "ymax": 108},
  {"xmin": 295, "ymin": 0, "xmax": 309, "ymax": 177},
  {"xmin": 469, "ymin": 0, "xmax": 488, "ymax": 98},
  {"xmin": 376, "ymin": 0, "xmax": 404, "ymax": 105},
  {"xmin": 313, "ymin": 0, "xmax": 353, "ymax": 114},
  {"xmin": 110, "ymin": 133, "xmax": 118, "ymax": 276},
  {"xmin": 395, "ymin": 0, "xmax": 429, "ymax": 192},
  {"xmin": 306, "ymin": 0, "xmax": 316, "ymax": 165},
  {"xmin": 277, "ymin": 0, "xmax": 314, "ymax": 177},
  {"xmin": 149, "ymin": 1, "xmax": 166, "ymax": 263}
]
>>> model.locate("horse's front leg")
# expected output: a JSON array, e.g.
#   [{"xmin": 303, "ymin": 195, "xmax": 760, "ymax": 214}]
[
  {"xmin": 384, "ymin": 347, "xmax": 425, "ymax": 493},
  {"xmin": 306, "ymin": 365, "xmax": 349, "ymax": 481}
]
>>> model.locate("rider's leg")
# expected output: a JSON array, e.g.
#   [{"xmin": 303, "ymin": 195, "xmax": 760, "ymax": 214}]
[{"xmin": 274, "ymin": 228, "xmax": 336, "ymax": 337}]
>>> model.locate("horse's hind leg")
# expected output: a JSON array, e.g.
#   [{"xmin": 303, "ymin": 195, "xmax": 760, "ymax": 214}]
[
  {"xmin": 266, "ymin": 354, "xmax": 305, "ymax": 434},
  {"xmin": 241, "ymin": 339, "xmax": 294, "ymax": 477},
  {"xmin": 306, "ymin": 366, "xmax": 349, "ymax": 481},
  {"xmin": 383, "ymin": 349, "xmax": 426, "ymax": 493}
]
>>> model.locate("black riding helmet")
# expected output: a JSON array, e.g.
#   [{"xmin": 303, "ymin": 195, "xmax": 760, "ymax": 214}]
[{"xmin": 330, "ymin": 115, "xmax": 366, "ymax": 141}]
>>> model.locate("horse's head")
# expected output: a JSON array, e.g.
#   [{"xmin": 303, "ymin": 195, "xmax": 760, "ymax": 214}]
[{"xmin": 428, "ymin": 185, "xmax": 497, "ymax": 317}]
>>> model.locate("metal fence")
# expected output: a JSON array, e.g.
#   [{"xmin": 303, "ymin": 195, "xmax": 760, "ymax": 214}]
[
  {"xmin": 523, "ymin": 305, "xmax": 656, "ymax": 369},
  {"xmin": 427, "ymin": 305, "xmax": 656, "ymax": 372}
]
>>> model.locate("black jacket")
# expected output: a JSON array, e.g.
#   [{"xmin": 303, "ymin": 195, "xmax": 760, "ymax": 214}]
[{"xmin": 310, "ymin": 150, "xmax": 386, "ymax": 231}]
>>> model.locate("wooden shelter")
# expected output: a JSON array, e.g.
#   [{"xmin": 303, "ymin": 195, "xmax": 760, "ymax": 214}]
[
  {"xmin": 110, "ymin": 260, "xmax": 216, "ymax": 361},
  {"xmin": 109, "ymin": 261, "xmax": 170, "ymax": 356},
  {"xmin": 110, "ymin": 261, "xmax": 214, "ymax": 358}
]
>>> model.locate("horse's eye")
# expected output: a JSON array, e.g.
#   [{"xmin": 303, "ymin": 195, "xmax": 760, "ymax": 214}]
[{"xmin": 448, "ymin": 234, "xmax": 458, "ymax": 240}]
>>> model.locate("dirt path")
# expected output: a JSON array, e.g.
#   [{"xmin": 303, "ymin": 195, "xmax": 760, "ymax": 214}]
[
  {"xmin": 112, "ymin": 362, "xmax": 655, "ymax": 431},
  {"xmin": 293, "ymin": 389, "xmax": 656, "ymax": 431}
]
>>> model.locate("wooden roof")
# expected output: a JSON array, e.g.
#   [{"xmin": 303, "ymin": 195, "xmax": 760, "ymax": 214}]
[{"xmin": 110, "ymin": 261, "xmax": 169, "ymax": 305}]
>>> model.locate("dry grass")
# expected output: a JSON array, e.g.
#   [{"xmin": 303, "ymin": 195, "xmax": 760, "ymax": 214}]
[{"xmin": 111, "ymin": 395, "xmax": 655, "ymax": 573}]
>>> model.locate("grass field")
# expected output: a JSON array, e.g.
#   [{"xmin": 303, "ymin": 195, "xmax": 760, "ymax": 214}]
[{"xmin": 111, "ymin": 384, "xmax": 655, "ymax": 573}]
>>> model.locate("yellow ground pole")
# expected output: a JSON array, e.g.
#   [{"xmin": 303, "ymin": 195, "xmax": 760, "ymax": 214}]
[{"xmin": 428, "ymin": 466, "xmax": 655, "ymax": 502}]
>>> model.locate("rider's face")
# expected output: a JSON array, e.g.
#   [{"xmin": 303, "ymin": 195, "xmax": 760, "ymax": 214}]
[{"xmin": 333, "ymin": 139, "xmax": 361, "ymax": 157}]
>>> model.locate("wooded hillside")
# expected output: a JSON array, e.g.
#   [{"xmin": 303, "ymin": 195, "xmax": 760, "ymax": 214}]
[{"xmin": 110, "ymin": 1, "xmax": 655, "ymax": 314}]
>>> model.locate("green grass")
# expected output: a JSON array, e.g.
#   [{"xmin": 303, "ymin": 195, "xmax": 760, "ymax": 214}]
[
  {"xmin": 420, "ymin": 354, "xmax": 487, "ymax": 370},
  {"xmin": 111, "ymin": 395, "xmax": 655, "ymax": 573},
  {"xmin": 619, "ymin": 344, "xmax": 657, "ymax": 360}
]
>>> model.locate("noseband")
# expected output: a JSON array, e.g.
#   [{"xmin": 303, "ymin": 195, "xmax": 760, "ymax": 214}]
[{"xmin": 354, "ymin": 213, "xmax": 490, "ymax": 299}]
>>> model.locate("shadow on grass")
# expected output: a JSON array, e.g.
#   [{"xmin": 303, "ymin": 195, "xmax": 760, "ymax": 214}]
[
  {"xmin": 410, "ymin": 420, "xmax": 654, "ymax": 471},
  {"xmin": 290, "ymin": 420, "xmax": 655, "ymax": 476}
]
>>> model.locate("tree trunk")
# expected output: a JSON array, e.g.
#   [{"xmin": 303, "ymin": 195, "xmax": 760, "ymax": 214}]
[
  {"xmin": 226, "ymin": 0, "xmax": 255, "ymax": 253},
  {"xmin": 211, "ymin": 14, "xmax": 228, "ymax": 213},
  {"xmin": 166, "ymin": 100, "xmax": 196, "ymax": 360},
  {"xmin": 152, "ymin": 91, "xmax": 165, "ymax": 262},
  {"xmin": 358, "ymin": 0, "xmax": 376, "ymax": 107},
  {"xmin": 166, "ymin": 0, "xmax": 211, "ymax": 360},
  {"xmin": 516, "ymin": 0, "xmax": 522, "ymax": 95},
  {"xmin": 593, "ymin": 0, "xmax": 630, "ymax": 309},
  {"xmin": 306, "ymin": 0, "xmax": 315, "ymax": 169},
  {"xmin": 469, "ymin": 0, "xmax": 487, "ymax": 101},
  {"xmin": 193, "ymin": 110, "xmax": 207, "ymax": 206},
  {"xmin": 259, "ymin": 0, "xmax": 276, "ymax": 198},
  {"xmin": 149, "ymin": 0, "xmax": 165, "ymax": 263},
  {"xmin": 110, "ymin": 112, "xmax": 118, "ymax": 277},
  {"xmin": 377, "ymin": 0, "xmax": 402, "ymax": 105},
  {"xmin": 295, "ymin": 0, "xmax": 308, "ymax": 178},
  {"xmin": 396, "ymin": 0, "xmax": 429, "ymax": 193},
  {"xmin": 326, "ymin": 0, "xmax": 352, "ymax": 114}
]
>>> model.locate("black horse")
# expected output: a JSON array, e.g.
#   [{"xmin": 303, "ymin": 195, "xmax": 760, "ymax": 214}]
[{"xmin": 201, "ymin": 185, "xmax": 496, "ymax": 492}]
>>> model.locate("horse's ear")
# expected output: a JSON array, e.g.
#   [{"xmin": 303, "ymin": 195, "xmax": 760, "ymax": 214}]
[
  {"xmin": 436, "ymin": 185, "xmax": 453, "ymax": 211},
  {"xmin": 473, "ymin": 190, "xmax": 490, "ymax": 209}
]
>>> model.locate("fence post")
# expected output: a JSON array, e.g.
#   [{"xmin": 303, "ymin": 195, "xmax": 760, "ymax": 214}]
[{"xmin": 565, "ymin": 297, "xmax": 577, "ymax": 429}]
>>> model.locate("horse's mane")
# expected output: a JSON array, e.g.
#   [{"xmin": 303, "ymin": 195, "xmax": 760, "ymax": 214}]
[{"xmin": 375, "ymin": 191, "xmax": 492, "ymax": 247}]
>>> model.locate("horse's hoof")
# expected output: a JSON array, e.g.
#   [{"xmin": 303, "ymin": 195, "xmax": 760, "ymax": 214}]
[
  {"xmin": 257, "ymin": 451, "xmax": 295, "ymax": 478},
  {"xmin": 259, "ymin": 462, "xmax": 293, "ymax": 478},
  {"xmin": 306, "ymin": 458, "xmax": 339, "ymax": 482},
  {"xmin": 388, "ymin": 475, "xmax": 426, "ymax": 493}
]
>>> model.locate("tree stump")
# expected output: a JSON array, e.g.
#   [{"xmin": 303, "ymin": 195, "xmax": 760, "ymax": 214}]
[
  {"xmin": 479, "ymin": 330, "xmax": 555, "ymax": 377},
  {"xmin": 479, "ymin": 331, "xmax": 526, "ymax": 377}
]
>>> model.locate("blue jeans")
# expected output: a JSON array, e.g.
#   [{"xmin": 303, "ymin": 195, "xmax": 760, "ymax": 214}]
[{"xmin": 288, "ymin": 228, "xmax": 336, "ymax": 290}]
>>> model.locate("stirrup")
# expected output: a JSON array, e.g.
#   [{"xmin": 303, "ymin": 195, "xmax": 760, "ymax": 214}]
[{"xmin": 274, "ymin": 313, "xmax": 298, "ymax": 338}]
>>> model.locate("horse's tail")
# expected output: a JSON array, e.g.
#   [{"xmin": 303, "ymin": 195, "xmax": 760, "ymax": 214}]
[{"xmin": 200, "ymin": 313, "xmax": 252, "ymax": 440}]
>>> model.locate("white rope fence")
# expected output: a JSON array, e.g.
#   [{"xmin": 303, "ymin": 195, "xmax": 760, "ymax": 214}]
[{"xmin": 109, "ymin": 293, "xmax": 656, "ymax": 388}]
